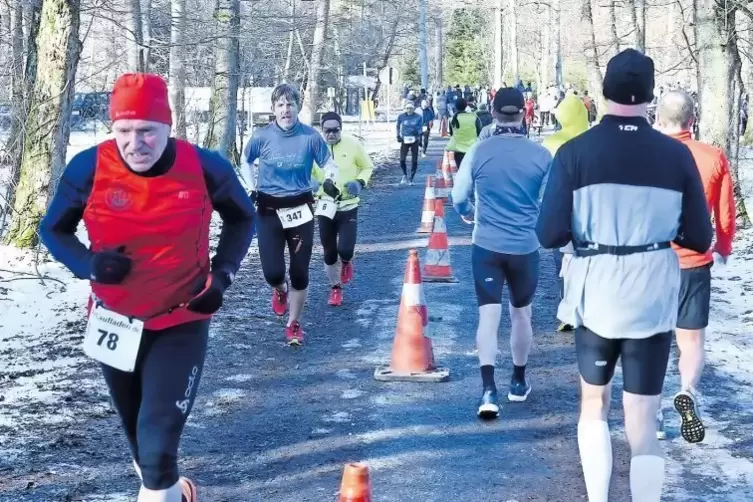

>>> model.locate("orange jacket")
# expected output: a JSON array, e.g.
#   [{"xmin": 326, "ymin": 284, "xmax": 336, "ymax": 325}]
[{"xmin": 669, "ymin": 131, "xmax": 736, "ymax": 268}]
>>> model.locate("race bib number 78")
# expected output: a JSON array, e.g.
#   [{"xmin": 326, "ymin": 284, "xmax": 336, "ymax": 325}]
[{"xmin": 83, "ymin": 304, "xmax": 144, "ymax": 373}]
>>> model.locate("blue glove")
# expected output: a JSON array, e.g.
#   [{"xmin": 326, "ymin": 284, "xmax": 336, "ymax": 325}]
[
  {"xmin": 345, "ymin": 180, "xmax": 363, "ymax": 196},
  {"xmin": 311, "ymin": 178, "xmax": 321, "ymax": 193}
]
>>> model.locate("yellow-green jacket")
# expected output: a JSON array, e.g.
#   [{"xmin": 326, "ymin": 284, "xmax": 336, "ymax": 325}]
[
  {"xmin": 446, "ymin": 111, "xmax": 481, "ymax": 153},
  {"xmin": 542, "ymin": 95, "xmax": 589, "ymax": 156},
  {"xmin": 313, "ymin": 133, "xmax": 374, "ymax": 210}
]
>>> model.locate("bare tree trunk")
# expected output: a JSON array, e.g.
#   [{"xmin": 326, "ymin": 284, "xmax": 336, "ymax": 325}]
[
  {"xmin": 141, "ymin": 0, "xmax": 152, "ymax": 71},
  {"xmin": 695, "ymin": 0, "xmax": 750, "ymax": 225},
  {"xmin": 434, "ymin": 17, "xmax": 444, "ymax": 87},
  {"xmin": 204, "ymin": 0, "xmax": 240, "ymax": 162},
  {"xmin": 127, "ymin": 0, "xmax": 144, "ymax": 72},
  {"xmin": 552, "ymin": 0, "xmax": 562, "ymax": 86},
  {"xmin": 283, "ymin": 0, "xmax": 295, "ymax": 81},
  {"xmin": 631, "ymin": 0, "xmax": 646, "ymax": 51},
  {"xmin": 300, "ymin": 0, "xmax": 331, "ymax": 125},
  {"xmin": 169, "ymin": 0, "xmax": 187, "ymax": 139},
  {"xmin": 582, "ymin": 0, "xmax": 603, "ymax": 106},
  {"xmin": 609, "ymin": 0, "xmax": 621, "ymax": 55},
  {"xmin": 4, "ymin": 0, "xmax": 81, "ymax": 248},
  {"xmin": 494, "ymin": 0, "xmax": 503, "ymax": 88},
  {"xmin": 540, "ymin": 1, "xmax": 550, "ymax": 89},
  {"xmin": 508, "ymin": 0, "xmax": 519, "ymax": 85},
  {"xmin": 370, "ymin": 16, "xmax": 400, "ymax": 100},
  {"xmin": 418, "ymin": 0, "xmax": 428, "ymax": 89}
]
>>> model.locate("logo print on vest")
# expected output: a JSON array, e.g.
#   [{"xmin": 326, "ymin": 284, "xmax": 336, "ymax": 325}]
[{"xmin": 105, "ymin": 188, "xmax": 133, "ymax": 211}]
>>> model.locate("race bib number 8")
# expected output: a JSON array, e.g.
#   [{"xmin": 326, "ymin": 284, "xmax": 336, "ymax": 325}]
[
  {"xmin": 315, "ymin": 198, "xmax": 337, "ymax": 219},
  {"xmin": 277, "ymin": 203, "xmax": 314, "ymax": 229},
  {"xmin": 404, "ymin": 136, "xmax": 416, "ymax": 144},
  {"xmin": 83, "ymin": 304, "xmax": 144, "ymax": 372}
]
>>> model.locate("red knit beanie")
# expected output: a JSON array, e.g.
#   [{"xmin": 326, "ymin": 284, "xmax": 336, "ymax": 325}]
[{"xmin": 109, "ymin": 73, "xmax": 172, "ymax": 125}]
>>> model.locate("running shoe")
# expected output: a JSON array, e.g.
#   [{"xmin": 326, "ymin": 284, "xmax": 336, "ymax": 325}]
[
  {"xmin": 556, "ymin": 322, "xmax": 574, "ymax": 332},
  {"xmin": 477, "ymin": 387, "xmax": 500, "ymax": 419},
  {"xmin": 285, "ymin": 321, "xmax": 304, "ymax": 346},
  {"xmin": 674, "ymin": 389, "xmax": 705, "ymax": 443},
  {"xmin": 341, "ymin": 261, "xmax": 354, "ymax": 284},
  {"xmin": 400, "ymin": 176, "xmax": 407, "ymax": 185},
  {"xmin": 508, "ymin": 377, "xmax": 532, "ymax": 402},
  {"xmin": 328, "ymin": 286, "xmax": 343, "ymax": 307},
  {"xmin": 272, "ymin": 286, "xmax": 288, "ymax": 316}
]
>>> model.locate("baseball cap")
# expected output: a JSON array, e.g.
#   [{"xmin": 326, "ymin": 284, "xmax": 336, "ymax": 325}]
[
  {"xmin": 492, "ymin": 87, "xmax": 525, "ymax": 114},
  {"xmin": 602, "ymin": 48, "xmax": 655, "ymax": 105}
]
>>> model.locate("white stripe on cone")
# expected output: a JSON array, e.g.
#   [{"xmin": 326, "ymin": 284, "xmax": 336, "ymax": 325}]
[
  {"xmin": 432, "ymin": 217, "xmax": 447, "ymax": 234},
  {"xmin": 426, "ymin": 248, "xmax": 451, "ymax": 266},
  {"xmin": 401, "ymin": 283, "xmax": 424, "ymax": 306},
  {"xmin": 424, "ymin": 187, "xmax": 435, "ymax": 200},
  {"xmin": 421, "ymin": 211, "xmax": 434, "ymax": 224}
]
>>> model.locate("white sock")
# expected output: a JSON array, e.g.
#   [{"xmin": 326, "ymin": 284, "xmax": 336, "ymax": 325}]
[
  {"xmin": 630, "ymin": 455, "xmax": 665, "ymax": 502},
  {"xmin": 577, "ymin": 420, "xmax": 612, "ymax": 502},
  {"xmin": 133, "ymin": 459, "xmax": 142, "ymax": 481}
]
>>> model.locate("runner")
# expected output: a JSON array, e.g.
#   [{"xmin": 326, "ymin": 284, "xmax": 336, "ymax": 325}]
[
  {"xmin": 242, "ymin": 83, "xmax": 340, "ymax": 345},
  {"xmin": 419, "ymin": 99, "xmax": 436, "ymax": 158},
  {"xmin": 314, "ymin": 111, "xmax": 374, "ymax": 307},
  {"xmin": 537, "ymin": 49, "xmax": 712, "ymax": 502},
  {"xmin": 39, "ymin": 73, "xmax": 256, "ymax": 502},
  {"xmin": 541, "ymin": 94, "xmax": 589, "ymax": 333},
  {"xmin": 395, "ymin": 100, "xmax": 423, "ymax": 185},
  {"xmin": 451, "ymin": 87, "xmax": 552, "ymax": 419},
  {"xmin": 446, "ymin": 97, "xmax": 482, "ymax": 168},
  {"xmin": 654, "ymin": 90, "xmax": 736, "ymax": 442}
]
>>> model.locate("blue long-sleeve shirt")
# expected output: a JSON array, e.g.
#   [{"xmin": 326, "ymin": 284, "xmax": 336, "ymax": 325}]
[
  {"xmin": 242, "ymin": 121, "xmax": 332, "ymax": 197},
  {"xmin": 396, "ymin": 112, "xmax": 424, "ymax": 140},
  {"xmin": 452, "ymin": 133, "xmax": 552, "ymax": 255},
  {"xmin": 39, "ymin": 140, "xmax": 256, "ymax": 281},
  {"xmin": 421, "ymin": 108, "xmax": 436, "ymax": 125}
]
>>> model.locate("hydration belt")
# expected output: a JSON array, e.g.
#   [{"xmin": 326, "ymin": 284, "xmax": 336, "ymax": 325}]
[{"xmin": 573, "ymin": 241, "xmax": 671, "ymax": 257}]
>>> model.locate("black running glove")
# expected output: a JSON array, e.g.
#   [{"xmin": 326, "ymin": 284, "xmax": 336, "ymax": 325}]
[
  {"xmin": 322, "ymin": 178, "xmax": 340, "ymax": 199},
  {"xmin": 90, "ymin": 246, "xmax": 132, "ymax": 285},
  {"xmin": 187, "ymin": 270, "xmax": 232, "ymax": 315}
]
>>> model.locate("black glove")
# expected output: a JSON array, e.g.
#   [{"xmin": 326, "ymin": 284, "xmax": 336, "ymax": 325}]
[
  {"xmin": 186, "ymin": 270, "xmax": 232, "ymax": 315},
  {"xmin": 322, "ymin": 178, "xmax": 340, "ymax": 199},
  {"xmin": 90, "ymin": 246, "xmax": 132, "ymax": 285}
]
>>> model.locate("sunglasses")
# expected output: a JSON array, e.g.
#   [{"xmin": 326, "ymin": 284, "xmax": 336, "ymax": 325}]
[{"xmin": 324, "ymin": 127, "xmax": 341, "ymax": 134}]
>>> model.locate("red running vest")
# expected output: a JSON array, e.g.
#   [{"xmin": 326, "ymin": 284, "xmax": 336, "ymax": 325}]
[{"xmin": 83, "ymin": 139, "xmax": 213, "ymax": 331}]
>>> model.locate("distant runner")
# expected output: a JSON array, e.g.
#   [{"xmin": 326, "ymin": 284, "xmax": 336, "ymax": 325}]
[
  {"xmin": 242, "ymin": 83, "xmax": 340, "ymax": 345},
  {"xmin": 314, "ymin": 112, "xmax": 374, "ymax": 307},
  {"xmin": 654, "ymin": 90, "xmax": 736, "ymax": 442},
  {"xmin": 395, "ymin": 100, "xmax": 423, "ymax": 185}
]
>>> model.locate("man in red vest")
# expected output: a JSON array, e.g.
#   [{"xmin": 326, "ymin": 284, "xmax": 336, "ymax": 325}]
[{"xmin": 40, "ymin": 73, "xmax": 256, "ymax": 502}]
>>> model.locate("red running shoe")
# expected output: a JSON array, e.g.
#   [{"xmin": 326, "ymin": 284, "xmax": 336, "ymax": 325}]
[
  {"xmin": 272, "ymin": 286, "xmax": 288, "ymax": 316},
  {"xmin": 285, "ymin": 321, "xmax": 304, "ymax": 346},
  {"xmin": 328, "ymin": 286, "xmax": 343, "ymax": 307},
  {"xmin": 341, "ymin": 261, "xmax": 354, "ymax": 285}
]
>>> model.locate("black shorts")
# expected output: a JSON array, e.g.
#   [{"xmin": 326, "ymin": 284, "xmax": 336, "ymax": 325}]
[
  {"xmin": 677, "ymin": 264, "xmax": 711, "ymax": 330},
  {"xmin": 471, "ymin": 245, "xmax": 539, "ymax": 308},
  {"xmin": 575, "ymin": 327, "xmax": 672, "ymax": 396}
]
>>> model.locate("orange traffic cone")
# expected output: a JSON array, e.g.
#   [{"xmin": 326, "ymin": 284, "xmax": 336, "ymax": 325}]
[
  {"xmin": 373, "ymin": 250, "xmax": 450, "ymax": 383},
  {"xmin": 423, "ymin": 199, "xmax": 457, "ymax": 283},
  {"xmin": 442, "ymin": 151, "xmax": 454, "ymax": 193},
  {"xmin": 440, "ymin": 117, "xmax": 449, "ymax": 137},
  {"xmin": 416, "ymin": 175, "xmax": 435, "ymax": 233},
  {"xmin": 434, "ymin": 160, "xmax": 447, "ymax": 202},
  {"xmin": 339, "ymin": 463, "xmax": 372, "ymax": 502}
]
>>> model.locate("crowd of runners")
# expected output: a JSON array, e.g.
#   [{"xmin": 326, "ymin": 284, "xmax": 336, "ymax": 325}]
[{"xmin": 35, "ymin": 47, "xmax": 734, "ymax": 502}]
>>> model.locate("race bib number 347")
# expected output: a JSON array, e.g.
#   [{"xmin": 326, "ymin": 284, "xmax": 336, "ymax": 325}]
[
  {"xmin": 83, "ymin": 305, "xmax": 144, "ymax": 372},
  {"xmin": 403, "ymin": 136, "xmax": 416, "ymax": 144},
  {"xmin": 277, "ymin": 203, "xmax": 314, "ymax": 229}
]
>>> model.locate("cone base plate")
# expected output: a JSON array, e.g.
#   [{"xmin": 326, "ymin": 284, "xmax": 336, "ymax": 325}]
[
  {"xmin": 422, "ymin": 276, "xmax": 459, "ymax": 283},
  {"xmin": 373, "ymin": 365, "xmax": 450, "ymax": 382}
]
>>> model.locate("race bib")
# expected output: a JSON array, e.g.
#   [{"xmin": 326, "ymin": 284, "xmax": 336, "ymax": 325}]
[
  {"xmin": 277, "ymin": 203, "xmax": 313, "ymax": 229},
  {"xmin": 315, "ymin": 198, "xmax": 337, "ymax": 219},
  {"xmin": 83, "ymin": 303, "xmax": 144, "ymax": 372},
  {"xmin": 404, "ymin": 136, "xmax": 416, "ymax": 144},
  {"xmin": 422, "ymin": 126, "xmax": 428, "ymax": 132}
]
